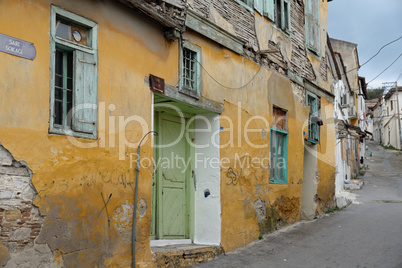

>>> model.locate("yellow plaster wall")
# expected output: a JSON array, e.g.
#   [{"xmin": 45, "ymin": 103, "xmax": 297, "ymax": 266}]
[
  {"xmin": 0, "ymin": 0, "xmax": 336, "ymax": 264},
  {"xmin": 184, "ymin": 28, "xmax": 313, "ymax": 251},
  {"xmin": 0, "ymin": 0, "xmax": 179, "ymax": 266},
  {"xmin": 316, "ymin": 98, "xmax": 336, "ymax": 213}
]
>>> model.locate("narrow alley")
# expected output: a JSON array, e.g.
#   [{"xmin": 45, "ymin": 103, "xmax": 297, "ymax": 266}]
[{"xmin": 196, "ymin": 140, "xmax": 402, "ymax": 268}]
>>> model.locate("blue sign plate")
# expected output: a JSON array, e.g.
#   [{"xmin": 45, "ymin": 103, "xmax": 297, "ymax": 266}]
[{"xmin": 0, "ymin": 33, "xmax": 36, "ymax": 60}]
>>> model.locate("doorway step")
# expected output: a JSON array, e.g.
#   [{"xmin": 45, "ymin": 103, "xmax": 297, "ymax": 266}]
[{"xmin": 152, "ymin": 244, "xmax": 223, "ymax": 267}]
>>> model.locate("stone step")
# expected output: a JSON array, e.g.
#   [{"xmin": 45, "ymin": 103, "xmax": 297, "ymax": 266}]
[{"xmin": 152, "ymin": 244, "xmax": 223, "ymax": 267}]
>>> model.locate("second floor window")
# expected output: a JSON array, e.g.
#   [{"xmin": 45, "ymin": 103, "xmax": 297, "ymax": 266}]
[
  {"xmin": 50, "ymin": 6, "xmax": 98, "ymax": 139},
  {"xmin": 254, "ymin": 0, "xmax": 289, "ymax": 32},
  {"xmin": 180, "ymin": 42, "xmax": 201, "ymax": 98},
  {"xmin": 275, "ymin": 0, "xmax": 289, "ymax": 31}
]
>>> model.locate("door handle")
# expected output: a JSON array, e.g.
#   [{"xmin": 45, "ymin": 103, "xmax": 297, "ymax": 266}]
[{"xmin": 192, "ymin": 170, "xmax": 196, "ymax": 191}]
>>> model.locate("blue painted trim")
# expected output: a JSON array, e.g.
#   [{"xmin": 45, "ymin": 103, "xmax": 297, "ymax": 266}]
[{"xmin": 269, "ymin": 128, "xmax": 288, "ymax": 185}]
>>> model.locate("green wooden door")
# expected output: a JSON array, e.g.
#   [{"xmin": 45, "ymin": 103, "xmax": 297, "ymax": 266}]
[{"xmin": 152, "ymin": 113, "xmax": 192, "ymax": 239}]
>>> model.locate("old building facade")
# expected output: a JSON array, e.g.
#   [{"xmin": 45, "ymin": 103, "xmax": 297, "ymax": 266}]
[
  {"xmin": 0, "ymin": 0, "xmax": 338, "ymax": 266},
  {"xmin": 374, "ymin": 88, "xmax": 402, "ymax": 150}
]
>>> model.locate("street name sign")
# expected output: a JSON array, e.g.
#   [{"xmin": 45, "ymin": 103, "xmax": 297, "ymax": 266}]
[{"xmin": 0, "ymin": 33, "xmax": 36, "ymax": 60}]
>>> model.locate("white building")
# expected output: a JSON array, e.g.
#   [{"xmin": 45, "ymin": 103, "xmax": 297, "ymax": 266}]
[
  {"xmin": 357, "ymin": 76, "xmax": 368, "ymax": 164},
  {"xmin": 382, "ymin": 88, "xmax": 402, "ymax": 149}
]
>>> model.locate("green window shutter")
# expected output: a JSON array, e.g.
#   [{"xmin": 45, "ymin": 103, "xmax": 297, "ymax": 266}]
[
  {"xmin": 72, "ymin": 50, "xmax": 97, "ymax": 134},
  {"xmin": 254, "ymin": 0, "xmax": 263, "ymax": 15},
  {"xmin": 305, "ymin": 0, "xmax": 314, "ymax": 50},
  {"xmin": 313, "ymin": 0, "xmax": 320, "ymax": 53},
  {"xmin": 305, "ymin": 0, "xmax": 320, "ymax": 53},
  {"xmin": 264, "ymin": 0, "xmax": 275, "ymax": 21}
]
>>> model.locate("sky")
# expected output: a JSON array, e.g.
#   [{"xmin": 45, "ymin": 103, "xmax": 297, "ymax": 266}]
[{"xmin": 328, "ymin": 0, "xmax": 402, "ymax": 90}]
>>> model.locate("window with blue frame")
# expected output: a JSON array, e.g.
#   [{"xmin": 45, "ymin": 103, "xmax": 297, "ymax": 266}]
[
  {"xmin": 50, "ymin": 6, "xmax": 98, "ymax": 139},
  {"xmin": 306, "ymin": 91, "xmax": 320, "ymax": 143},
  {"xmin": 269, "ymin": 107, "xmax": 288, "ymax": 184}
]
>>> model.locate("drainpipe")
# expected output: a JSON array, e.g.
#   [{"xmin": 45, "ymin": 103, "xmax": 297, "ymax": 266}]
[{"xmin": 133, "ymin": 131, "xmax": 158, "ymax": 268}]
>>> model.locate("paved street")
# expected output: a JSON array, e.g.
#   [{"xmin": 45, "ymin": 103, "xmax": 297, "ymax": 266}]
[{"xmin": 196, "ymin": 140, "xmax": 402, "ymax": 268}]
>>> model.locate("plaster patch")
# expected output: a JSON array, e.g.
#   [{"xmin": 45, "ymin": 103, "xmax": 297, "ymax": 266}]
[
  {"xmin": 243, "ymin": 197, "xmax": 254, "ymax": 219},
  {"xmin": 5, "ymin": 243, "xmax": 61, "ymax": 267},
  {"xmin": 113, "ymin": 201, "xmax": 133, "ymax": 243},
  {"xmin": 138, "ymin": 198, "xmax": 147, "ymax": 218},
  {"xmin": 253, "ymin": 198, "xmax": 266, "ymax": 223}
]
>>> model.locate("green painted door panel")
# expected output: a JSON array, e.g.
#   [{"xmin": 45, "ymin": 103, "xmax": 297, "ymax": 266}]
[
  {"xmin": 161, "ymin": 117, "xmax": 187, "ymax": 238},
  {"xmin": 153, "ymin": 113, "xmax": 189, "ymax": 239}
]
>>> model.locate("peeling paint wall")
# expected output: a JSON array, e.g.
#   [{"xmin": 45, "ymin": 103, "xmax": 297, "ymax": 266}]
[
  {"xmin": 0, "ymin": 0, "xmax": 175, "ymax": 266},
  {"xmin": 0, "ymin": 0, "xmax": 336, "ymax": 265}
]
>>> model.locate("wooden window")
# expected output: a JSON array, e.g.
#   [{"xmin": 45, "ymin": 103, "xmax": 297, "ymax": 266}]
[
  {"xmin": 307, "ymin": 91, "xmax": 320, "ymax": 143},
  {"xmin": 183, "ymin": 48, "xmax": 197, "ymax": 90},
  {"xmin": 305, "ymin": 0, "xmax": 320, "ymax": 55},
  {"xmin": 270, "ymin": 107, "xmax": 288, "ymax": 184},
  {"xmin": 50, "ymin": 6, "xmax": 98, "ymax": 139},
  {"xmin": 255, "ymin": 0, "xmax": 289, "ymax": 32},
  {"xmin": 180, "ymin": 42, "xmax": 201, "ymax": 98}
]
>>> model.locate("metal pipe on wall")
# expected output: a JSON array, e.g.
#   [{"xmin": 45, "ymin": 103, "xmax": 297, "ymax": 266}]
[{"xmin": 133, "ymin": 131, "xmax": 158, "ymax": 267}]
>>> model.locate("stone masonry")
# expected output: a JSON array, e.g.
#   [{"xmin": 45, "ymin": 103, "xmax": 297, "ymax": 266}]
[{"xmin": 0, "ymin": 143, "xmax": 58, "ymax": 267}]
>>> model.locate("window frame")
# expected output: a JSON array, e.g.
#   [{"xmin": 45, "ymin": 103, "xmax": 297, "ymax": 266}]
[
  {"xmin": 254, "ymin": 0, "xmax": 290, "ymax": 34},
  {"xmin": 269, "ymin": 127, "xmax": 288, "ymax": 185},
  {"xmin": 306, "ymin": 91, "xmax": 320, "ymax": 144},
  {"xmin": 49, "ymin": 6, "xmax": 98, "ymax": 139},
  {"xmin": 179, "ymin": 41, "xmax": 201, "ymax": 99},
  {"xmin": 274, "ymin": 0, "xmax": 290, "ymax": 32}
]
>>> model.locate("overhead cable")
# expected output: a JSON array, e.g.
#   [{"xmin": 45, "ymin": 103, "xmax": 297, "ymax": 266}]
[
  {"xmin": 367, "ymin": 53, "xmax": 402, "ymax": 85},
  {"xmin": 346, "ymin": 35, "xmax": 402, "ymax": 74}
]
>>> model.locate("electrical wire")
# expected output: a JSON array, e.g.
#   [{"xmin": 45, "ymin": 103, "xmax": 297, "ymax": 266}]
[
  {"xmin": 196, "ymin": 59, "xmax": 262, "ymax": 90},
  {"xmin": 367, "ymin": 53, "xmax": 402, "ymax": 85},
  {"xmin": 346, "ymin": 35, "xmax": 402, "ymax": 74}
]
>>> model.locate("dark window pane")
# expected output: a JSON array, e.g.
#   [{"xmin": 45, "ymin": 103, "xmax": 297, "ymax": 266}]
[
  {"xmin": 54, "ymin": 100, "xmax": 63, "ymax": 125},
  {"xmin": 276, "ymin": 0, "xmax": 282, "ymax": 29},
  {"xmin": 55, "ymin": 50, "xmax": 63, "ymax": 75},
  {"xmin": 55, "ymin": 75, "xmax": 63, "ymax": 88},
  {"xmin": 67, "ymin": 52, "xmax": 73, "ymax": 78},
  {"xmin": 283, "ymin": 2, "xmax": 289, "ymax": 29},
  {"xmin": 67, "ymin": 78, "xmax": 73, "ymax": 90},
  {"xmin": 55, "ymin": 87, "xmax": 63, "ymax": 101}
]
